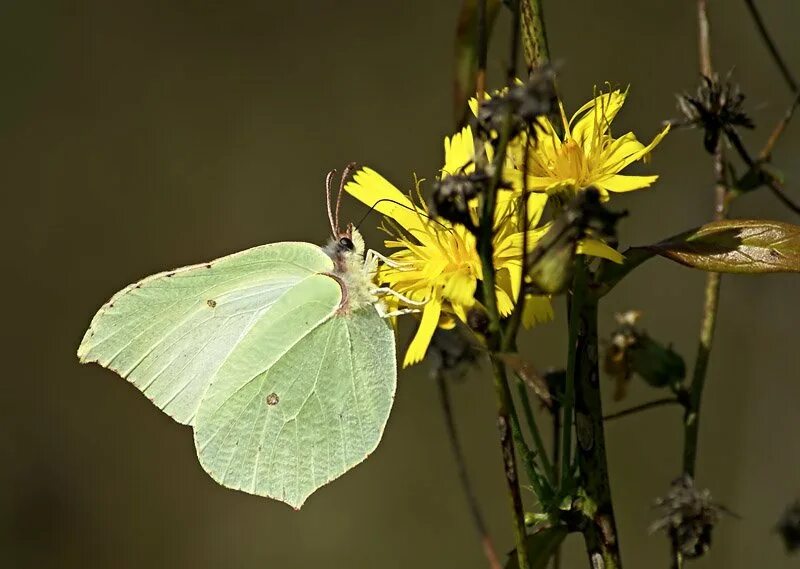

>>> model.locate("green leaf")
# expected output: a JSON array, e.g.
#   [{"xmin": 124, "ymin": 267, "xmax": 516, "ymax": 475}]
[
  {"xmin": 505, "ymin": 526, "xmax": 569, "ymax": 569},
  {"xmin": 652, "ymin": 219, "xmax": 800, "ymax": 273},
  {"xmin": 454, "ymin": 0, "xmax": 501, "ymax": 127},
  {"xmin": 597, "ymin": 219, "xmax": 800, "ymax": 295}
]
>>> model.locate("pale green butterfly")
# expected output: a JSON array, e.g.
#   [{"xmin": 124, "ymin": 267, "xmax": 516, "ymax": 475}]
[{"xmin": 77, "ymin": 164, "xmax": 420, "ymax": 509}]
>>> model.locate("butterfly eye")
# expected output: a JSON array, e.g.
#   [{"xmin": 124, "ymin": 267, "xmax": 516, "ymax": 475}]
[{"xmin": 338, "ymin": 237, "xmax": 355, "ymax": 251}]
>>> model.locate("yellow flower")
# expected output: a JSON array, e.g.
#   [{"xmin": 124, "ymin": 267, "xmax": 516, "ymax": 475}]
[
  {"xmin": 499, "ymin": 88, "xmax": 670, "ymax": 199},
  {"xmin": 346, "ymin": 127, "xmax": 552, "ymax": 367}
]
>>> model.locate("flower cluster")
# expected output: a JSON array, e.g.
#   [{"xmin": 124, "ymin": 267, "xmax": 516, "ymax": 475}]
[{"xmin": 347, "ymin": 86, "xmax": 669, "ymax": 366}]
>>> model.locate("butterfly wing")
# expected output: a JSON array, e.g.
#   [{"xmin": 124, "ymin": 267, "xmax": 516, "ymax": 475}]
[
  {"xmin": 193, "ymin": 304, "xmax": 396, "ymax": 509},
  {"xmin": 77, "ymin": 242, "xmax": 339, "ymax": 426}
]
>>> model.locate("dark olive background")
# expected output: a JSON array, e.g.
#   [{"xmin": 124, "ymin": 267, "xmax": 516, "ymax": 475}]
[{"xmin": 2, "ymin": 2, "xmax": 799, "ymax": 568}]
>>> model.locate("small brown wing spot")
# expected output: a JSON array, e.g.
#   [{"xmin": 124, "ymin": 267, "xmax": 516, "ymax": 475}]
[
  {"xmin": 206, "ymin": 299, "xmax": 217, "ymax": 308},
  {"xmin": 205, "ymin": 263, "xmax": 212, "ymax": 269},
  {"xmin": 166, "ymin": 272, "xmax": 175, "ymax": 277},
  {"xmin": 266, "ymin": 393, "xmax": 279, "ymax": 406}
]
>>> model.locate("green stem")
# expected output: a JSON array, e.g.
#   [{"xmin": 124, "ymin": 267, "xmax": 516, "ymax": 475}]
[
  {"xmin": 520, "ymin": 0, "xmax": 550, "ymax": 69},
  {"xmin": 514, "ymin": 380, "xmax": 556, "ymax": 484},
  {"xmin": 560, "ymin": 284, "xmax": 581, "ymax": 489},
  {"xmin": 571, "ymin": 259, "xmax": 623, "ymax": 568}
]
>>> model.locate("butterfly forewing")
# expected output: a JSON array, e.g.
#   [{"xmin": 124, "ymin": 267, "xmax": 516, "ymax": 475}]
[{"xmin": 77, "ymin": 242, "xmax": 337, "ymax": 426}]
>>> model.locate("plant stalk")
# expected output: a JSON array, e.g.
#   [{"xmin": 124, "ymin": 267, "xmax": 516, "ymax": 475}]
[
  {"xmin": 571, "ymin": 259, "xmax": 623, "ymax": 568},
  {"xmin": 520, "ymin": 0, "xmax": 550, "ymax": 69}
]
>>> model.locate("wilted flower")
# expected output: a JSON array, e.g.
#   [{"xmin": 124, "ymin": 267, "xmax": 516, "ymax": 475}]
[
  {"xmin": 675, "ymin": 73, "xmax": 754, "ymax": 153},
  {"xmin": 650, "ymin": 475, "xmax": 731, "ymax": 559},
  {"xmin": 603, "ymin": 311, "xmax": 686, "ymax": 400},
  {"xmin": 776, "ymin": 499, "xmax": 800, "ymax": 554}
]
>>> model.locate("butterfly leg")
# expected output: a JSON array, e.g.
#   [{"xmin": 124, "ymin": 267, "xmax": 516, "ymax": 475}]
[
  {"xmin": 371, "ymin": 286, "xmax": 427, "ymax": 306},
  {"xmin": 373, "ymin": 302, "xmax": 420, "ymax": 319},
  {"xmin": 363, "ymin": 249, "xmax": 410, "ymax": 275}
]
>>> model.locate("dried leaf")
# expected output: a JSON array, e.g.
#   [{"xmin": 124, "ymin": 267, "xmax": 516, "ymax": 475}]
[{"xmin": 499, "ymin": 353, "xmax": 552, "ymax": 407}]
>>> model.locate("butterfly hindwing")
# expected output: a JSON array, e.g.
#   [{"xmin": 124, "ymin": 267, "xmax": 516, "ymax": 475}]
[{"xmin": 193, "ymin": 304, "xmax": 396, "ymax": 509}]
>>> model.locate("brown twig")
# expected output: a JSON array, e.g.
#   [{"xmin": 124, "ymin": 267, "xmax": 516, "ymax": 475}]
[{"xmin": 603, "ymin": 398, "xmax": 681, "ymax": 422}]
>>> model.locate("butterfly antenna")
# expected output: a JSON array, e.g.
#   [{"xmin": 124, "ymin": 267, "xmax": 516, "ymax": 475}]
[
  {"xmin": 354, "ymin": 198, "xmax": 452, "ymax": 232},
  {"xmin": 325, "ymin": 169, "xmax": 338, "ymax": 237},
  {"xmin": 336, "ymin": 162, "xmax": 357, "ymax": 235}
]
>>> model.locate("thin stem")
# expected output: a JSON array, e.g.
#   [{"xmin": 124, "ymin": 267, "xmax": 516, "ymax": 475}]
[
  {"xmin": 436, "ymin": 371, "xmax": 502, "ymax": 569},
  {"xmin": 603, "ymin": 398, "xmax": 680, "ymax": 422},
  {"xmin": 572, "ymin": 260, "xmax": 623, "ymax": 568},
  {"xmin": 759, "ymin": 92, "xmax": 800, "ymax": 161},
  {"xmin": 697, "ymin": 0, "xmax": 713, "ymax": 77},
  {"xmin": 683, "ymin": 0, "xmax": 728, "ymax": 479},
  {"xmin": 551, "ymin": 396, "xmax": 561, "ymax": 569},
  {"xmin": 743, "ymin": 0, "xmax": 798, "ymax": 92},
  {"xmin": 514, "ymin": 379, "xmax": 556, "ymax": 483},
  {"xmin": 725, "ymin": 126, "xmax": 800, "ymax": 217}
]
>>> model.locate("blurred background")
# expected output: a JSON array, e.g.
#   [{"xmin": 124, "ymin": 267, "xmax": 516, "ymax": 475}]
[{"xmin": 2, "ymin": 1, "xmax": 799, "ymax": 567}]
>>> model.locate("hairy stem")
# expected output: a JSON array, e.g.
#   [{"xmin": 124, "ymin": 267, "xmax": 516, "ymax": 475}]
[{"xmin": 571, "ymin": 260, "xmax": 623, "ymax": 568}]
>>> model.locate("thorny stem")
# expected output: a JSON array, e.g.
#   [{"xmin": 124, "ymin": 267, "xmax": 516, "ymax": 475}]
[
  {"xmin": 603, "ymin": 397, "xmax": 681, "ymax": 422},
  {"xmin": 742, "ymin": 0, "xmax": 798, "ymax": 92},
  {"xmin": 435, "ymin": 372, "xmax": 502, "ymax": 569},
  {"xmin": 571, "ymin": 260, "xmax": 623, "ymax": 569}
]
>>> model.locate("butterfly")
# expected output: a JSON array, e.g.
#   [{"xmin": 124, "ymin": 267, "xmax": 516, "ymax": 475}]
[{"xmin": 77, "ymin": 164, "xmax": 417, "ymax": 509}]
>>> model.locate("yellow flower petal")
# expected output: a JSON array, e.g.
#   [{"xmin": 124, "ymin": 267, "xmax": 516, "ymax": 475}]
[
  {"xmin": 522, "ymin": 295, "xmax": 554, "ymax": 328},
  {"xmin": 595, "ymin": 174, "xmax": 660, "ymax": 193},
  {"xmin": 570, "ymin": 89, "xmax": 627, "ymax": 153},
  {"xmin": 403, "ymin": 294, "xmax": 442, "ymax": 367},
  {"xmin": 613, "ymin": 125, "xmax": 670, "ymax": 173},
  {"xmin": 345, "ymin": 168, "xmax": 424, "ymax": 233},
  {"xmin": 577, "ymin": 238, "xmax": 624, "ymax": 264}
]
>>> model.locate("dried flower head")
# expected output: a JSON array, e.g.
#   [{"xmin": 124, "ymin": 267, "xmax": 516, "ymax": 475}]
[
  {"xmin": 650, "ymin": 475, "xmax": 732, "ymax": 559},
  {"xmin": 431, "ymin": 171, "xmax": 489, "ymax": 230},
  {"xmin": 473, "ymin": 67, "xmax": 558, "ymax": 140},
  {"xmin": 676, "ymin": 73, "xmax": 754, "ymax": 153},
  {"xmin": 776, "ymin": 499, "xmax": 800, "ymax": 554},
  {"xmin": 427, "ymin": 326, "xmax": 480, "ymax": 381}
]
